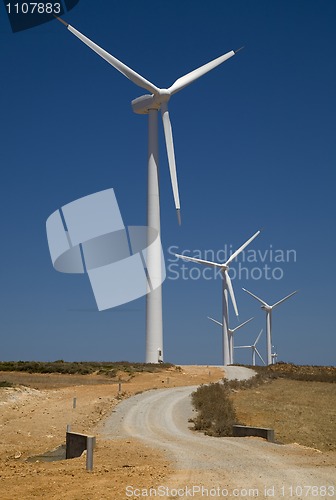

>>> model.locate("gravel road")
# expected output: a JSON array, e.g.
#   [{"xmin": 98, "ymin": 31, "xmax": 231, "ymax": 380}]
[
  {"xmin": 223, "ymin": 366, "xmax": 256, "ymax": 381},
  {"xmin": 98, "ymin": 367, "xmax": 335, "ymax": 499}
]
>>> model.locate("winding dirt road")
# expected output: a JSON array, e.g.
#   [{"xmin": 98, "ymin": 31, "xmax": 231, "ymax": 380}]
[{"xmin": 98, "ymin": 367, "xmax": 335, "ymax": 499}]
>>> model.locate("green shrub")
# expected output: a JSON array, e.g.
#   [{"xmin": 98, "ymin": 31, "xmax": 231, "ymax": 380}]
[
  {"xmin": 0, "ymin": 360, "xmax": 175, "ymax": 376},
  {"xmin": 191, "ymin": 374, "xmax": 277, "ymax": 437},
  {"xmin": 191, "ymin": 383, "xmax": 238, "ymax": 437},
  {"xmin": 224, "ymin": 372, "xmax": 274, "ymax": 391}
]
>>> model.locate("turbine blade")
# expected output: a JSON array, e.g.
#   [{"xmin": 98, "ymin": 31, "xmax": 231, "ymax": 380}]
[
  {"xmin": 272, "ymin": 290, "xmax": 298, "ymax": 309},
  {"xmin": 225, "ymin": 271, "xmax": 239, "ymax": 317},
  {"xmin": 53, "ymin": 14, "xmax": 68, "ymax": 27},
  {"xmin": 161, "ymin": 102, "xmax": 181, "ymax": 222},
  {"xmin": 254, "ymin": 329, "xmax": 263, "ymax": 345},
  {"xmin": 175, "ymin": 254, "xmax": 223, "ymax": 268},
  {"xmin": 168, "ymin": 50, "xmax": 235, "ymax": 95},
  {"xmin": 207, "ymin": 316, "xmax": 223, "ymax": 327},
  {"xmin": 235, "ymin": 345, "xmax": 251, "ymax": 349},
  {"xmin": 225, "ymin": 230, "xmax": 261, "ymax": 266},
  {"xmin": 242, "ymin": 288, "xmax": 269, "ymax": 307},
  {"xmin": 57, "ymin": 19, "xmax": 160, "ymax": 95},
  {"xmin": 231, "ymin": 317, "xmax": 254, "ymax": 332},
  {"xmin": 255, "ymin": 348, "xmax": 266, "ymax": 365}
]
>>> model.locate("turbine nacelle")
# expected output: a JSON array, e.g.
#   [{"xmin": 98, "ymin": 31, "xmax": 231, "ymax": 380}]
[
  {"xmin": 54, "ymin": 16, "xmax": 239, "ymax": 223},
  {"xmin": 53, "ymin": 15, "xmax": 241, "ymax": 363},
  {"xmin": 243, "ymin": 287, "xmax": 297, "ymax": 365},
  {"xmin": 132, "ymin": 94, "xmax": 158, "ymax": 114},
  {"xmin": 176, "ymin": 230, "xmax": 261, "ymax": 320},
  {"xmin": 132, "ymin": 90, "xmax": 171, "ymax": 114}
]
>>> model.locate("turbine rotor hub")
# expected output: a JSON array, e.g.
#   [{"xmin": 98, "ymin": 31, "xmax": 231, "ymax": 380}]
[{"xmin": 158, "ymin": 89, "xmax": 171, "ymax": 102}]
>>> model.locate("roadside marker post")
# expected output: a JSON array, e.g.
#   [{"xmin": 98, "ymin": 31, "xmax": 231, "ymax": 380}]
[{"xmin": 86, "ymin": 437, "xmax": 94, "ymax": 471}]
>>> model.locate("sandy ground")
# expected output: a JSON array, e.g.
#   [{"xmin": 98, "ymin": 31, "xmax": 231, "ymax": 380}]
[
  {"xmin": 0, "ymin": 365, "xmax": 335, "ymax": 499},
  {"xmin": 100, "ymin": 384, "xmax": 335, "ymax": 499},
  {"xmin": 0, "ymin": 365, "xmax": 223, "ymax": 499}
]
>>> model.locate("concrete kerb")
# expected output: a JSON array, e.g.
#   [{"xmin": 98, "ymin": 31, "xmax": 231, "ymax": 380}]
[{"xmin": 233, "ymin": 425, "xmax": 275, "ymax": 442}]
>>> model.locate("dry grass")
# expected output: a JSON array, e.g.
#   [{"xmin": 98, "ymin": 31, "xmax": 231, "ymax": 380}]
[
  {"xmin": 0, "ymin": 363, "xmax": 177, "ymax": 390},
  {"xmin": 231, "ymin": 378, "xmax": 336, "ymax": 451},
  {"xmin": 0, "ymin": 371, "xmax": 116, "ymax": 390},
  {"xmin": 0, "ymin": 360, "xmax": 174, "ymax": 376},
  {"xmin": 190, "ymin": 364, "xmax": 336, "ymax": 451},
  {"xmin": 247, "ymin": 362, "xmax": 336, "ymax": 383}
]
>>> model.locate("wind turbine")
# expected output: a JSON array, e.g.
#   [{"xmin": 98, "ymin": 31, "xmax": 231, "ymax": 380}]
[
  {"xmin": 242, "ymin": 288, "xmax": 297, "ymax": 365},
  {"xmin": 54, "ymin": 16, "xmax": 241, "ymax": 363},
  {"xmin": 271, "ymin": 345, "xmax": 278, "ymax": 364},
  {"xmin": 235, "ymin": 329, "xmax": 265, "ymax": 366},
  {"xmin": 175, "ymin": 230, "xmax": 260, "ymax": 365},
  {"xmin": 207, "ymin": 316, "xmax": 254, "ymax": 364}
]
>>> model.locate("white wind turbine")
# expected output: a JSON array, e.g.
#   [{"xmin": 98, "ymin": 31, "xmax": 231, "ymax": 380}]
[
  {"xmin": 235, "ymin": 329, "xmax": 265, "ymax": 366},
  {"xmin": 271, "ymin": 345, "xmax": 278, "ymax": 364},
  {"xmin": 242, "ymin": 288, "xmax": 297, "ymax": 365},
  {"xmin": 207, "ymin": 316, "xmax": 254, "ymax": 364},
  {"xmin": 175, "ymin": 230, "xmax": 260, "ymax": 365},
  {"xmin": 54, "ymin": 16, "xmax": 241, "ymax": 363}
]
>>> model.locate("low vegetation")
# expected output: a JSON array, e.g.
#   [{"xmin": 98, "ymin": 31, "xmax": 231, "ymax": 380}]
[
  {"xmin": 232, "ymin": 378, "xmax": 336, "ymax": 451},
  {"xmin": 191, "ymin": 372, "xmax": 274, "ymax": 437},
  {"xmin": 191, "ymin": 364, "xmax": 335, "ymax": 450},
  {"xmin": 191, "ymin": 382, "xmax": 238, "ymax": 436},
  {"xmin": 0, "ymin": 360, "xmax": 174, "ymax": 377},
  {"xmin": 191, "ymin": 373, "xmax": 271, "ymax": 437},
  {"xmin": 249, "ymin": 362, "xmax": 336, "ymax": 383}
]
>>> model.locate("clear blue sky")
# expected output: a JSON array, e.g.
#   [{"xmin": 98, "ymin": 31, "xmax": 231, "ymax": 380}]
[{"xmin": 1, "ymin": 0, "xmax": 335, "ymax": 365}]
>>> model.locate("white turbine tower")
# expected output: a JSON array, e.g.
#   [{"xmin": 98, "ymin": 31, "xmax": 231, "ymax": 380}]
[
  {"xmin": 271, "ymin": 345, "xmax": 278, "ymax": 364},
  {"xmin": 207, "ymin": 316, "xmax": 254, "ymax": 364},
  {"xmin": 242, "ymin": 288, "xmax": 297, "ymax": 365},
  {"xmin": 235, "ymin": 329, "xmax": 265, "ymax": 366},
  {"xmin": 175, "ymin": 230, "xmax": 261, "ymax": 366},
  {"xmin": 55, "ymin": 16, "xmax": 241, "ymax": 363}
]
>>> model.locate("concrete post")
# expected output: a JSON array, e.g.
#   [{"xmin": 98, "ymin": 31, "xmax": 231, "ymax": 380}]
[{"xmin": 86, "ymin": 437, "xmax": 94, "ymax": 471}]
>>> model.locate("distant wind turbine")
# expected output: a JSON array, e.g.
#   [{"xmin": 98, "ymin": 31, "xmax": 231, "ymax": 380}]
[
  {"xmin": 207, "ymin": 316, "xmax": 254, "ymax": 364},
  {"xmin": 242, "ymin": 288, "xmax": 297, "ymax": 365},
  {"xmin": 54, "ymin": 16, "xmax": 241, "ymax": 363},
  {"xmin": 175, "ymin": 230, "xmax": 261, "ymax": 365},
  {"xmin": 271, "ymin": 345, "xmax": 278, "ymax": 364},
  {"xmin": 235, "ymin": 329, "xmax": 265, "ymax": 366}
]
